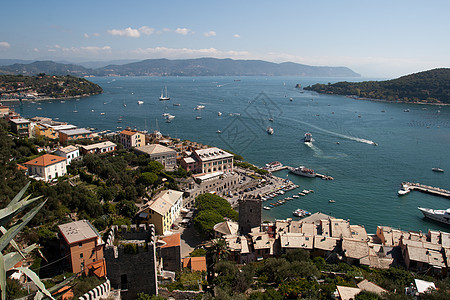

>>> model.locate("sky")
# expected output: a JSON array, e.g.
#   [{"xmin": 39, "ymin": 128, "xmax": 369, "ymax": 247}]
[{"xmin": 1, "ymin": 0, "xmax": 449, "ymax": 78}]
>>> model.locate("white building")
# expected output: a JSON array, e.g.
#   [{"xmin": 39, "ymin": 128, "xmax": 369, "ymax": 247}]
[
  {"xmin": 54, "ymin": 145, "xmax": 80, "ymax": 165},
  {"xmin": 24, "ymin": 154, "xmax": 67, "ymax": 182},
  {"xmin": 193, "ymin": 147, "xmax": 234, "ymax": 174}
]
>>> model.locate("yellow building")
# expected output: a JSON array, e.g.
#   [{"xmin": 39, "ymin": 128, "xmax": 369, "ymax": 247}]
[
  {"xmin": 35, "ymin": 123, "xmax": 77, "ymax": 139},
  {"xmin": 137, "ymin": 190, "xmax": 183, "ymax": 235},
  {"xmin": 120, "ymin": 129, "xmax": 145, "ymax": 149}
]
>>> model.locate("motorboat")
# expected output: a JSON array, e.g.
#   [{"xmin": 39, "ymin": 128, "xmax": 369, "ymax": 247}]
[
  {"xmin": 303, "ymin": 132, "xmax": 313, "ymax": 143},
  {"xmin": 432, "ymin": 168, "xmax": 444, "ymax": 173},
  {"xmin": 173, "ymin": 103, "xmax": 181, "ymax": 106},
  {"xmin": 329, "ymin": 199, "xmax": 335, "ymax": 203},
  {"xmin": 418, "ymin": 207, "xmax": 450, "ymax": 225},
  {"xmin": 137, "ymin": 100, "xmax": 144, "ymax": 105},
  {"xmin": 218, "ymin": 112, "xmax": 222, "ymax": 116},
  {"xmin": 263, "ymin": 206, "xmax": 271, "ymax": 210},
  {"xmin": 216, "ymin": 130, "xmax": 222, "ymax": 134},
  {"xmin": 195, "ymin": 105, "xmax": 205, "ymax": 110},
  {"xmin": 196, "ymin": 116, "xmax": 202, "ymax": 120},
  {"xmin": 267, "ymin": 127, "xmax": 274, "ymax": 135},
  {"xmin": 159, "ymin": 86, "xmax": 170, "ymax": 101},
  {"xmin": 269, "ymin": 118, "xmax": 274, "ymax": 122},
  {"xmin": 398, "ymin": 184, "xmax": 410, "ymax": 196}
]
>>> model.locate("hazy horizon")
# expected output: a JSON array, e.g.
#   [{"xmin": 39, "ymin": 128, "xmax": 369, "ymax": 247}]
[{"xmin": 1, "ymin": 1, "xmax": 449, "ymax": 78}]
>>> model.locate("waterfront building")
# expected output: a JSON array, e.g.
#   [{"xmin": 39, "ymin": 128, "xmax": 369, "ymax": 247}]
[
  {"xmin": 35, "ymin": 123, "xmax": 77, "ymax": 139},
  {"xmin": 59, "ymin": 128, "xmax": 93, "ymax": 143},
  {"xmin": 190, "ymin": 147, "xmax": 233, "ymax": 174},
  {"xmin": 137, "ymin": 190, "xmax": 184, "ymax": 235},
  {"xmin": 134, "ymin": 144, "xmax": 177, "ymax": 171},
  {"xmin": 119, "ymin": 129, "xmax": 145, "ymax": 149},
  {"xmin": 24, "ymin": 153, "xmax": 67, "ymax": 181},
  {"xmin": 9, "ymin": 118, "xmax": 31, "ymax": 137},
  {"xmin": 58, "ymin": 220, "xmax": 105, "ymax": 274},
  {"xmin": 54, "ymin": 145, "xmax": 80, "ymax": 165},
  {"xmin": 80, "ymin": 141, "xmax": 117, "ymax": 155}
]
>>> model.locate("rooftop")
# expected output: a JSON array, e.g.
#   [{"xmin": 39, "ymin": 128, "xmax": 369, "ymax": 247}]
[
  {"xmin": 10, "ymin": 118, "xmax": 30, "ymax": 124},
  {"xmin": 120, "ymin": 129, "xmax": 140, "ymax": 136},
  {"xmin": 81, "ymin": 141, "xmax": 117, "ymax": 151},
  {"xmin": 59, "ymin": 128, "xmax": 92, "ymax": 136},
  {"xmin": 24, "ymin": 154, "xmax": 66, "ymax": 167},
  {"xmin": 135, "ymin": 144, "xmax": 176, "ymax": 155},
  {"xmin": 158, "ymin": 233, "xmax": 181, "ymax": 248},
  {"xmin": 143, "ymin": 189, "xmax": 183, "ymax": 216},
  {"xmin": 58, "ymin": 220, "xmax": 102, "ymax": 245},
  {"xmin": 56, "ymin": 145, "xmax": 79, "ymax": 154},
  {"xmin": 194, "ymin": 147, "xmax": 233, "ymax": 162}
]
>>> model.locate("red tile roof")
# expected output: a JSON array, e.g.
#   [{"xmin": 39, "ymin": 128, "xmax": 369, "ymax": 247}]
[
  {"xmin": 159, "ymin": 233, "xmax": 181, "ymax": 248},
  {"xmin": 182, "ymin": 257, "xmax": 207, "ymax": 272},
  {"xmin": 24, "ymin": 154, "xmax": 66, "ymax": 167},
  {"xmin": 120, "ymin": 129, "xmax": 137, "ymax": 136}
]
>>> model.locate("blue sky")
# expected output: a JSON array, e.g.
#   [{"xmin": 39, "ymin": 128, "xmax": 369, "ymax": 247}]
[{"xmin": 1, "ymin": 0, "xmax": 449, "ymax": 77}]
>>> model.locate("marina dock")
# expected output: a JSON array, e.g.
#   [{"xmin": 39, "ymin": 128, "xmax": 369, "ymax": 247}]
[{"xmin": 401, "ymin": 182, "xmax": 450, "ymax": 198}]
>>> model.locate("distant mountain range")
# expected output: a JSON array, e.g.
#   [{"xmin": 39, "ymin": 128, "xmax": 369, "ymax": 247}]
[
  {"xmin": 304, "ymin": 68, "xmax": 450, "ymax": 104},
  {"xmin": 0, "ymin": 58, "xmax": 360, "ymax": 77}
]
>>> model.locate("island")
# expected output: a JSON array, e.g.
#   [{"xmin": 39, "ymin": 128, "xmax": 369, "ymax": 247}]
[
  {"xmin": 304, "ymin": 68, "xmax": 450, "ymax": 104},
  {"xmin": 0, "ymin": 74, "xmax": 103, "ymax": 101}
]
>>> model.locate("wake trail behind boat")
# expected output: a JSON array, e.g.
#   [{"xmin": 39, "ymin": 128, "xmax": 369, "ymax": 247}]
[{"xmin": 279, "ymin": 116, "xmax": 375, "ymax": 145}]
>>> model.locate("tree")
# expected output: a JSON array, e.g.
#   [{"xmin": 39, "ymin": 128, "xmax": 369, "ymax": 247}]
[
  {"xmin": 193, "ymin": 210, "xmax": 224, "ymax": 236},
  {"xmin": 138, "ymin": 172, "xmax": 158, "ymax": 186},
  {"xmin": 146, "ymin": 161, "xmax": 164, "ymax": 174}
]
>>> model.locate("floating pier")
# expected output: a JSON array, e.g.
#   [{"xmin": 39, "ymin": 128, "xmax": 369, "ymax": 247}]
[{"xmin": 401, "ymin": 182, "xmax": 450, "ymax": 198}]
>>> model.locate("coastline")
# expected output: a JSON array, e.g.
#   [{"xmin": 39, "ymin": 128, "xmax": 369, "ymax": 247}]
[
  {"xmin": 345, "ymin": 95, "xmax": 450, "ymax": 106},
  {"xmin": 0, "ymin": 93, "xmax": 101, "ymax": 103}
]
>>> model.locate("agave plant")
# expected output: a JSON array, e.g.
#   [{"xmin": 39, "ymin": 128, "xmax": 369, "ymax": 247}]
[{"xmin": 0, "ymin": 182, "xmax": 60, "ymax": 300}]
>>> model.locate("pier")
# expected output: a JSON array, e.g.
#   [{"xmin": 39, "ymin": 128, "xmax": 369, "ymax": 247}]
[{"xmin": 401, "ymin": 182, "xmax": 450, "ymax": 198}]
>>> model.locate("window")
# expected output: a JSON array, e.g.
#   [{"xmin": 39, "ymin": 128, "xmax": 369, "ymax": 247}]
[
  {"xmin": 80, "ymin": 253, "xmax": 83, "ymax": 258},
  {"xmin": 79, "ymin": 242, "xmax": 82, "ymax": 247}
]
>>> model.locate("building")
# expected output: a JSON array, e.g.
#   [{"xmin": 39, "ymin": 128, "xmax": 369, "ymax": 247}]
[
  {"xmin": 182, "ymin": 257, "xmax": 207, "ymax": 272},
  {"xmin": 191, "ymin": 147, "xmax": 233, "ymax": 174},
  {"xmin": 0, "ymin": 104, "xmax": 10, "ymax": 117},
  {"xmin": 24, "ymin": 154, "xmax": 67, "ymax": 181},
  {"xmin": 120, "ymin": 129, "xmax": 145, "ymax": 149},
  {"xmin": 134, "ymin": 144, "xmax": 177, "ymax": 170},
  {"xmin": 59, "ymin": 128, "xmax": 93, "ymax": 143},
  {"xmin": 157, "ymin": 233, "xmax": 182, "ymax": 271},
  {"xmin": 35, "ymin": 123, "xmax": 77, "ymax": 140},
  {"xmin": 54, "ymin": 145, "xmax": 80, "ymax": 165},
  {"xmin": 238, "ymin": 195, "xmax": 262, "ymax": 235},
  {"xmin": 9, "ymin": 118, "xmax": 31, "ymax": 137},
  {"xmin": 213, "ymin": 220, "xmax": 239, "ymax": 239},
  {"xmin": 104, "ymin": 224, "xmax": 158, "ymax": 299},
  {"xmin": 80, "ymin": 141, "xmax": 117, "ymax": 155},
  {"xmin": 58, "ymin": 220, "xmax": 105, "ymax": 274},
  {"xmin": 137, "ymin": 190, "xmax": 184, "ymax": 235}
]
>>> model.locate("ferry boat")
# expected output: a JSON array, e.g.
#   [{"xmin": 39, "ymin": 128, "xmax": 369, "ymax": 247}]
[
  {"xmin": 159, "ymin": 86, "xmax": 170, "ymax": 101},
  {"xmin": 303, "ymin": 132, "xmax": 313, "ymax": 143},
  {"xmin": 290, "ymin": 166, "xmax": 316, "ymax": 178},
  {"xmin": 418, "ymin": 207, "xmax": 450, "ymax": 225},
  {"xmin": 267, "ymin": 127, "xmax": 274, "ymax": 135},
  {"xmin": 263, "ymin": 161, "xmax": 283, "ymax": 171},
  {"xmin": 432, "ymin": 168, "xmax": 444, "ymax": 173}
]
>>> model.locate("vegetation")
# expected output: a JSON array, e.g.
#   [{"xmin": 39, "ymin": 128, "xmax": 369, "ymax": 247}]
[
  {"xmin": 0, "ymin": 74, "xmax": 102, "ymax": 99},
  {"xmin": 193, "ymin": 194, "xmax": 238, "ymax": 236},
  {"xmin": 304, "ymin": 68, "xmax": 450, "ymax": 104},
  {"xmin": 234, "ymin": 161, "xmax": 269, "ymax": 175}
]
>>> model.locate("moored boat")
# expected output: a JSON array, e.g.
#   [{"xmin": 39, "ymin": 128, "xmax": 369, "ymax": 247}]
[
  {"xmin": 159, "ymin": 86, "xmax": 170, "ymax": 101},
  {"xmin": 432, "ymin": 168, "xmax": 444, "ymax": 173},
  {"xmin": 290, "ymin": 166, "xmax": 316, "ymax": 178},
  {"xmin": 418, "ymin": 207, "xmax": 450, "ymax": 225},
  {"xmin": 267, "ymin": 127, "xmax": 274, "ymax": 135},
  {"xmin": 195, "ymin": 105, "xmax": 205, "ymax": 110},
  {"xmin": 137, "ymin": 100, "xmax": 144, "ymax": 105}
]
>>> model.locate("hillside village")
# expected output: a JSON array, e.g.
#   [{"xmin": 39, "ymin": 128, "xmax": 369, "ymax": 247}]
[{"xmin": 1, "ymin": 104, "xmax": 450, "ymax": 299}]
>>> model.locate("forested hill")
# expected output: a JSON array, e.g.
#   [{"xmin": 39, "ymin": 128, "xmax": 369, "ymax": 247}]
[
  {"xmin": 304, "ymin": 68, "xmax": 450, "ymax": 104},
  {"xmin": 0, "ymin": 74, "xmax": 103, "ymax": 99},
  {"xmin": 0, "ymin": 58, "xmax": 360, "ymax": 77}
]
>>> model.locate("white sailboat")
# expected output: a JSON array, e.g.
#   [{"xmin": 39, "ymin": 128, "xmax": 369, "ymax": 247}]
[{"xmin": 159, "ymin": 86, "xmax": 170, "ymax": 101}]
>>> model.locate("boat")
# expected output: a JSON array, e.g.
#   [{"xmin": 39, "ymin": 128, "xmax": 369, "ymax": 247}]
[
  {"xmin": 268, "ymin": 118, "xmax": 274, "ymax": 122},
  {"xmin": 418, "ymin": 207, "xmax": 450, "ymax": 225},
  {"xmin": 263, "ymin": 206, "xmax": 271, "ymax": 210},
  {"xmin": 137, "ymin": 100, "xmax": 144, "ymax": 105},
  {"xmin": 329, "ymin": 199, "xmax": 335, "ymax": 203},
  {"xmin": 303, "ymin": 132, "xmax": 313, "ymax": 143},
  {"xmin": 292, "ymin": 195, "xmax": 299, "ymax": 198},
  {"xmin": 263, "ymin": 161, "xmax": 283, "ymax": 171},
  {"xmin": 166, "ymin": 114, "xmax": 175, "ymax": 120},
  {"xmin": 290, "ymin": 166, "xmax": 316, "ymax": 178},
  {"xmin": 398, "ymin": 184, "xmax": 410, "ymax": 196},
  {"xmin": 195, "ymin": 105, "xmax": 205, "ymax": 110},
  {"xmin": 293, "ymin": 209, "xmax": 309, "ymax": 217},
  {"xmin": 289, "ymin": 97, "xmax": 293, "ymax": 102},
  {"xmin": 159, "ymin": 86, "xmax": 170, "ymax": 101},
  {"xmin": 123, "ymin": 103, "xmax": 127, "ymax": 107},
  {"xmin": 404, "ymin": 109, "xmax": 410, "ymax": 112},
  {"xmin": 432, "ymin": 168, "xmax": 444, "ymax": 173},
  {"xmin": 216, "ymin": 130, "xmax": 222, "ymax": 134},
  {"xmin": 218, "ymin": 112, "xmax": 222, "ymax": 116},
  {"xmin": 173, "ymin": 103, "xmax": 181, "ymax": 106},
  {"xmin": 37, "ymin": 107, "xmax": 42, "ymax": 110},
  {"xmin": 196, "ymin": 116, "xmax": 202, "ymax": 120},
  {"xmin": 100, "ymin": 112, "xmax": 105, "ymax": 115},
  {"xmin": 267, "ymin": 127, "xmax": 274, "ymax": 135}
]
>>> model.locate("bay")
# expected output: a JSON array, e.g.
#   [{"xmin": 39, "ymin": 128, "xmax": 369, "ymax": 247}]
[{"xmin": 12, "ymin": 76, "xmax": 450, "ymax": 233}]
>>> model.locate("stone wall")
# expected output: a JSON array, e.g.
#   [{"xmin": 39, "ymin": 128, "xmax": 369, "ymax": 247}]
[
  {"xmin": 158, "ymin": 287, "xmax": 202, "ymax": 300},
  {"xmin": 104, "ymin": 224, "xmax": 158, "ymax": 300},
  {"xmin": 78, "ymin": 279, "xmax": 111, "ymax": 300}
]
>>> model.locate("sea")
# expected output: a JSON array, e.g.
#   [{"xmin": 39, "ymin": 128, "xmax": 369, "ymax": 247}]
[{"xmin": 11, "ymin": 76, "xmax": 450, "ymax": 234}]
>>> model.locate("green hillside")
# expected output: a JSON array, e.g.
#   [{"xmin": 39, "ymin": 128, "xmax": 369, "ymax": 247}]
[{"xmin": 304, "ymin": 68, "xmax": 450, "ymax": 104}]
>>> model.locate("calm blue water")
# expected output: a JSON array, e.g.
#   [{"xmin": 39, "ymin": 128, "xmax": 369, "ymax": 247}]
[{"xmin": 13, "ymin": 76, "xmax": 450, "ymax": 234}]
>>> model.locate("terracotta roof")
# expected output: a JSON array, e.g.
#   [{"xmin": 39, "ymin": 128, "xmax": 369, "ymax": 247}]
[
  {"xmin": 159, "ymin": 233, "xmax": 181, "ymax": 248},
  {"xmin": 182, "ymin": 257, "xmax": 207, "ymax": 272},
  {"xmin": 17, "ymin": 164, "xmax": 28, "ymax": 171},
  {"xmin": 24, "ymin": 154, "xmax": 66, "ymax": 167},
  {"xmin": 86, "ymin": 259, "xmax": 107, "ymax": 278},
  {"xmin": 120, "ymin": 129, "xmax": 137, "ymax": 136}
]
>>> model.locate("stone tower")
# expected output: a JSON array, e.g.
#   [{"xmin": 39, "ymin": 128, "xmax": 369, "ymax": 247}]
[{"xmin": 238, "ymin": 195, "xmax": 262, "ymax": 235}]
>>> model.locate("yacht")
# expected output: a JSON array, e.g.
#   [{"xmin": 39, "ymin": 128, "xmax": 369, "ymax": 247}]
[
  {"xmin": 195, "ymin": 105, "xmax": 205, "ymax": 110},
  {"xmin": 418, "ymin": 207, "xmax": 450, "ymax": 225},
  {"xmin": 267, "ymin": 127, "xmax": 274, "ymax": 135},
  {"xmin": 432, "ymin": 168, "xmax": 444, "ymax": 173},
  {"xmin": 159, "ymin": 86, "xmax": 170, "ymax": 101},
  {"xmin": 290, "ymin": 166, "xmax": 316, "ymax": 178},
  {"xmin": 398, "ymin": 184, "xmax": 410, "ymax": 196},
  {"xmin": 303, "ymin": 132, "xmax": 313, "ymax": 143}
]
